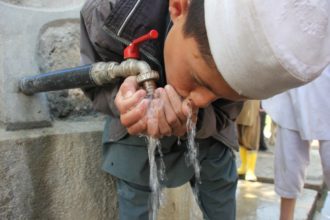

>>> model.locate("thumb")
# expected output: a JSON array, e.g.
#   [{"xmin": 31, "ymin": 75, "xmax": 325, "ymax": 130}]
[{"xmin": 121, "ymin": 76, "xmax": 138, "ymax": 98}]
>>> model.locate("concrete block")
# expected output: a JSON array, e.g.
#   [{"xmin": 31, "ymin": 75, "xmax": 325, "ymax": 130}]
[
  {"xmin": 158, "ymin": 184, "xmax": 203, "ymax": 220},
  {"xmin": 0, "ymin": 1, "xmax": 83, "ymax": 130},
  {"xmin": 0, "ymin": 120, "xmax": 118, "ymax": 220},
  {"xmin": 0, "ymin": 119, "xmax": 210, "ymax": 220}
]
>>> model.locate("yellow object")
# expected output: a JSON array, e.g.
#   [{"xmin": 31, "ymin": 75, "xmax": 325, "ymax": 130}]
[
  {"xmin": 237, "ymin": 147, "xmax": 247, "ymax": 175},
  {"xmin": 245, "ymin": 151, "xmax": 257, "ymax": 182}
]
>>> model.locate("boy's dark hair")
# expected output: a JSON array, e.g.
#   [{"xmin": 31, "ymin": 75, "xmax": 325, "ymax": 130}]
[{"xmin": 183, "ymin": 0, "xmax": 215, "ymax": 67}]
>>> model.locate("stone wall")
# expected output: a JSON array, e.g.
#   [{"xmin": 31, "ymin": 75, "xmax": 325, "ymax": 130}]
[{"xmin": 37, "ymin": 19, "xmax": 95, "ymax": 119}]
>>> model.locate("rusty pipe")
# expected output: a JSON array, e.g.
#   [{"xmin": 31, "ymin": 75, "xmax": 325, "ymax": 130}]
[
  {"xmin": 91, "ymin": 59, "xmax": 159, "ymax": 97},
  {"xmin": 19, "ymin": 59, "xmax": 159, "ymax": 96}
]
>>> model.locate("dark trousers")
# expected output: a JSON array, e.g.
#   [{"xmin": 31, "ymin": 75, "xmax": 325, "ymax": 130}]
[{"xmin": 115, "ymin": 143, "xmax": 238, "ymax": 220}]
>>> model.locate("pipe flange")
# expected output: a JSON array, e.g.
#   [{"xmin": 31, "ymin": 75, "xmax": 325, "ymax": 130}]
[{"xmin": 136, "ymin": 71, "xmax": 159, "ymax": 84}]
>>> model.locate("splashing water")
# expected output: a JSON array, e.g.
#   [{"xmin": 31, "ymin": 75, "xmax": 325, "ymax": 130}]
[
  {"xmin": 145, "ymin": 99, "xmax": 166, "ymax": 220},
  {"xmin": 177, "ymin": 137, "xmax": 181, "ymax": 145},
  {"xmin": 147, "ymin": 137, "xmax": 165, "ymax": 220},
  {"xmin": 185, "ymin": 106, "xmax": 201, "ymax": 196},
  {"xmin": 145, "ymin": 96, "xmax": 201, "ymax": 219}
]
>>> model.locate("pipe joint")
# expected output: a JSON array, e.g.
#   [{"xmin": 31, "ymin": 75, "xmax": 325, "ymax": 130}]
[{"xmin": 90, "ymin": 59, "xmax": 159, "ymax": 97}]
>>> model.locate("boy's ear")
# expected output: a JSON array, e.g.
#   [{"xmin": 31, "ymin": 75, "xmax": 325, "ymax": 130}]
[{"xmin": 169, "ymin": 0, "xmax": 189, "ymax": 22}]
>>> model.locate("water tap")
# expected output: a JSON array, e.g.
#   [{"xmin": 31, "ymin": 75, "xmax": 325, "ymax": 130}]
[
  {"xmin": 123, "ymin": 30, "xmax": 160, "ymax": 97},
  {"xmin": 75, "ymin": 30, "xmax": 160, "ymax": 97}
]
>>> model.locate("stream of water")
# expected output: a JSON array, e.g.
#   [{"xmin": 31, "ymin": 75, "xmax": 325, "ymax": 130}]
[
  {"xmin": 185, "ymin": 108, "xmax": 201, "ymax": 197},
  {"xmin": 147, "ymin": 136, "xmax": 165, "ymax": 220},
  {"xmin": 146, "ymin": 104, "xmax": 200, "ymax": 220}
]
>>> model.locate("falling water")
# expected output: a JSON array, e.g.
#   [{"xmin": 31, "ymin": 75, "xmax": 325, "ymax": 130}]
[
  {"xmin": 177, "ymin": 137, "xmax": 181, "ymax": 145},
  {"xmin": 185, "ymin": 107, "xmax": 201, "ymax": 196},
  {"xmin": 145, "ymin": 98, "xmax": 201, "ymax": 220},
  {"xmin": 147, "ymin": 137, "xmax": 165, "ymax": 220},
  {"xmin": 145, "ymin": 99, "xmax": 166, "ymax": 220}
]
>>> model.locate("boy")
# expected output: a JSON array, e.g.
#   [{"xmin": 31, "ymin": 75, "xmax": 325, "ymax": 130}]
[{"xmin": 80, "ymin": 0, "xmax": 330, "ymax": 219}]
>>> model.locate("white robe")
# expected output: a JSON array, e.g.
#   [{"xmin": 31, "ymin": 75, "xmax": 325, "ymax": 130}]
[{"xmin": 262, "ymin": 66, "xmax": 330, "ymax": 141}]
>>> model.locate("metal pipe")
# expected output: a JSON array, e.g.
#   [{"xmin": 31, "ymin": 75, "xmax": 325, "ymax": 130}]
[
  {"xmin": 19, "ymin": 64, "xmax": 94, "ymax": 95},
  {"xmin": 19, "ymin": 59, "xmax": 159, "ymax": 96}
]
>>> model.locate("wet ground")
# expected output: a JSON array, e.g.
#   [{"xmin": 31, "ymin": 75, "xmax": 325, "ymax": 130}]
[{"xmin": 236, "ymin": 141, "xmax": 330, "ymax": 220}]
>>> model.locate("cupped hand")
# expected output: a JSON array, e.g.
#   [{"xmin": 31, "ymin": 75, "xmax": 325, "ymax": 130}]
[
  {"xmin": 114, "ymin": 76, "xmax": 149, "ymax": 135},
  {"xmin": 146, "ymin": 85, "xmax": 198, "ymax": 138},
  {"xmin": 115, "ymin": 77, "xmax": 198, "ymax": 138}
]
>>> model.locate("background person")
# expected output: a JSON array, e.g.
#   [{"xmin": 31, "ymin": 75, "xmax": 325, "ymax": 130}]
[
  {"xmin": 263, "ymin": 66, "xmax": 330, "ymax": 220},
  {"xmin": 236, "ymin": 100, "xmax": 261, "ymax": 181}
]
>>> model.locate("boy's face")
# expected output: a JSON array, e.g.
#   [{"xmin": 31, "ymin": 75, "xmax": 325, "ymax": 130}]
[{"xmin": 164, "ymin": 0, "xmax": 243, "ymax": 108}]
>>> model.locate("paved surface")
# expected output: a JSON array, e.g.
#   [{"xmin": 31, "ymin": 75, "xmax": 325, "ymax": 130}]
[
  {"xmin": 237, "ymin": 181, "xmax": 318, "ymax": 220},
  {"xmin": 235, "ymin": 141, "xmax": 329, "ymax": 220}
]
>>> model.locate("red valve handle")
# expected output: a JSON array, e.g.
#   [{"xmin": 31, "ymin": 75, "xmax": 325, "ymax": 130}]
[{"xmin": 124, "ymin": 30, "xmax": 159, "ymax": 59}]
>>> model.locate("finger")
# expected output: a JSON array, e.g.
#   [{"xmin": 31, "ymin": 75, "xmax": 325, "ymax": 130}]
[
  {"xmin": 120, "ymin": 76, "xmax": 139, "ymax": 96},
  {"xmin": 120, "ymin": 99, "xmax": 149, "ymax": 127},
  {"xmin": 164, "ymin": 85, "xmax": 186, "ymax": 123},
  {"xmin": 156, "ymin": 88, "xmax": 182, "ymax": 131},
  {"xmin": 115, "ymin": 89, "xmax": 146, "ymax": 113},
  {"xmin": 147, "ymin": 101, "xmax": 161, "ymax": 138},
  {"xmin": 154, "ymin": 98, "xmax": 172, "ymax": 136},
  {"xmin": 160, "ymin": 86, "xmax": 188, "ymax": 136},
  {"xmin": 115, "ymin": 76, "xmax": 145, "ymax": 112},
  {"xmin": 127, "ymin": 117, "xmax": 147, "ymax": 135},
  {"xmin": 173, "ymin": 127, "xmax": 187, "ymax": 137}
]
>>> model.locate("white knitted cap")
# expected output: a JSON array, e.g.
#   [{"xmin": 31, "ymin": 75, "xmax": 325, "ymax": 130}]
[{"xmin": 205, "ymin": 0, "xmax": 330, "ymax": 99}]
